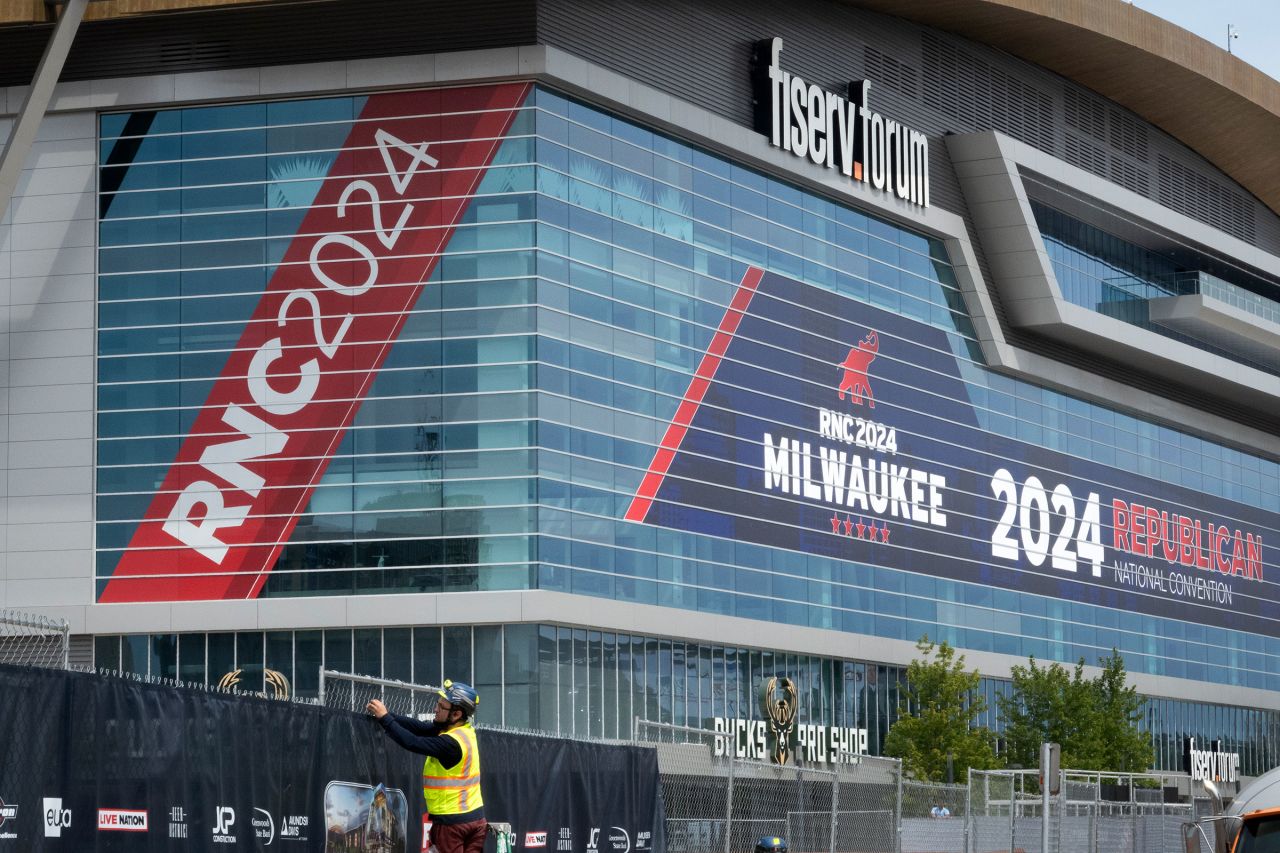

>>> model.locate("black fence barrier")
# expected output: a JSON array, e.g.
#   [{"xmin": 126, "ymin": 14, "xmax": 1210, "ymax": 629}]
[{"xmin": 0, "ymin": 663, "xmax": 665, "ymax": 853}]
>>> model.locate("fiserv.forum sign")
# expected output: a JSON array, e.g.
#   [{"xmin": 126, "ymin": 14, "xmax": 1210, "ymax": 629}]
[{"xmin": 752, "ymin": 37, "xmax": 929, "ymax": 208}]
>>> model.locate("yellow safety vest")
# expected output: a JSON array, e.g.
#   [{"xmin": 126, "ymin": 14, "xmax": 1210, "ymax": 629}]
[{"xmin": 422, "ymin": 722, "xmax": 483, "ymax": 816}]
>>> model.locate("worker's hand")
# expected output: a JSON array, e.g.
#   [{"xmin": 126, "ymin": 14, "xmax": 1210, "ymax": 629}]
[{"xmin": 366, "ymin": 699, "xmax": 389, "ymax": 719}]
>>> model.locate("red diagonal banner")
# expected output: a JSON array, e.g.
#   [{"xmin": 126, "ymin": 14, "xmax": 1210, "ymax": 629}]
[{"xmin": 101, "ymin": 83, "xmax": 531, "ymax": 602}]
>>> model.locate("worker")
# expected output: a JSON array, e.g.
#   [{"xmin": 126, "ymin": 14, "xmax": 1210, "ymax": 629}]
[{"xmin": 367, "ymin": 680, "xmax": 485, "ymax": 853}]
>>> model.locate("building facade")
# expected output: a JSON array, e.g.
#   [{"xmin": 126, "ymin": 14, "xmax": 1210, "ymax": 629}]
[{"xmin": 4, "ymin": 0, "xmax": 1280, "ymax": 776}]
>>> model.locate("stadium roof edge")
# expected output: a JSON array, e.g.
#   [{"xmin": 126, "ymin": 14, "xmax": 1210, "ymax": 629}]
[{"xmin": 844, "ymin": 0, "xmax": 1280, "ymax": 219}]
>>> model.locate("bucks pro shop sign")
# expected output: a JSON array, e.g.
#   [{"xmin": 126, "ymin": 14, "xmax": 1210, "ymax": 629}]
[{"xmin": 752, "ymin": 37, "xmax": 929, "ymax": 208}]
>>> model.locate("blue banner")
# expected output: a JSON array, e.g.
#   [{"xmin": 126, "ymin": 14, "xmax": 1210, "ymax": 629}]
[{"xmin": 631, "ymin": 268, "xmax": 1275, "ymax": 637}]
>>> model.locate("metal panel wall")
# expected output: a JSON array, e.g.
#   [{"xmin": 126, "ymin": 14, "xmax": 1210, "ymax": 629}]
[
  {"xmin": 535, "ymin": 0, "xmax": 1280, "ymax": 433},
  {"xmin": 0, "ymin": 0, "xmax": 536, "ymax": 86}
]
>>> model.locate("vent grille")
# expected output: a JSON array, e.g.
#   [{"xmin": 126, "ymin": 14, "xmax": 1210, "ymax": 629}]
[
  {"xmin": 1158, "ymin": 154, "xmax": 1256, "ymax": 243},
  {"xmin": 921, "ymin": 32, "xmax": 1054, "ymax": 151},
  {"xmin": 1064, "ymin": 134, "xmax": 1106, "ymax": 176},
  {"xmin": 1109, "ymin": 108, "xmax": 1149, "ymax": 160},
  {"xmin": 1109, "ymin": 156, "xmax": 1150, "ymax": 196},
  {"xmin": 159, "ymin": 40, "xmax": 231, "ymax": 65},
  {"xmin": 864, "ymin": 45, "xmax": 918, "ymax": 98},
  {"xmin": 1064, "ymin": 88, "xmax": 1105, "ymax": 141}
]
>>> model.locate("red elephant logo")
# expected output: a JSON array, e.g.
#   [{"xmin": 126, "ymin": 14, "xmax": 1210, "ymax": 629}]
[{"xmin": 837, "ymin": 330, "xmax": 878, "ymax": 408}]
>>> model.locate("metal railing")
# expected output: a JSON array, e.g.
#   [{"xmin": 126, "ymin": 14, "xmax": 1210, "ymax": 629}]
[
  {"xmin": 967, "ymin": 768, "xmax": 1204, "ymax": 853},
  {"xmin": 0, "ymin": 608, "xmax": 69, "ymax": 669}
]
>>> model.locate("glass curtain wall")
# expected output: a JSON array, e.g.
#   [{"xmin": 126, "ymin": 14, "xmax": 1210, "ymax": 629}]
[
  {"xmin": 91, "ymin": 625, "xmax": 1279, "ymax": 775},
  {"xmin": 96, "ymin": 85, "xmax": 1280, "ymax": 694}
]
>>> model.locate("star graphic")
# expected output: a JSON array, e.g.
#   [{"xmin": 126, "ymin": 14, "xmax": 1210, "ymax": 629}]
[
  {"xmin": 830, "ymin": 512, "xmax": 841, "ymax": 534},
  {"xmin": 867, "ymin": 522, "xmax": 879, "ymax": 541},
  {"xmin": 855, "ymin": 520, "xmax": 866, "ymax": 539},
  {"xmin": 842, "ymin": 516, "xmax": 853, "ymax": 536},
  {"xmin": 880, "ymin": 525, "xmax": 891, "ymax": 543}
]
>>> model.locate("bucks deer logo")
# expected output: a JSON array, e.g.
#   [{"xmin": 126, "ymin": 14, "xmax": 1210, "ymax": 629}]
[
  {"xmin": 837, "ymin": 330, "xmax": 879, "ymax": 408},
  {"xmin": 760, "ymin": 676, "xmax": 799, "ymax": 765}
]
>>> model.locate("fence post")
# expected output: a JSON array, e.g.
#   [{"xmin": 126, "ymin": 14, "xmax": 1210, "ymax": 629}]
[
  {"xmin": 896, "ymin": 760, "xmax": 904, "ymax": 853},
  {"xmin": 1092, "ymin": 773, "xmax": 1100, "ymax": 853},
  {"xmin": 318, "ymin": 669, "xmax": 326, "ymax": 707},
  {"xmin": 723, "ymin": 743, "xmax": 734, "ymax": 853},
  {"xmin": 1009, "ymin": 774, "xmax": 1016, "ymax": 853},
  {"xmin": 965, "ymin": 773, "xmax": 973, "ymax": 853},
  {"xmin": 828, "ymin": 767, "xmax": 839, "ymax": 853}
]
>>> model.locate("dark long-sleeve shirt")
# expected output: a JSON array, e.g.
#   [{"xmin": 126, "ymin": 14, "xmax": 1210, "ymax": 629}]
[
  {"xmin": 376, "ymin": 713, "xmax": 484, "ymax": 825},
  {"xmin": 377, "ymin": 713, "xmax": 463, "ymax": 767}
]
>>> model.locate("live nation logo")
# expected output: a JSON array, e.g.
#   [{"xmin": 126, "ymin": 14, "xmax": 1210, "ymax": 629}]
[{"xmin": 98, "ymin": 808, "xmax": 148, "ymax": 832}]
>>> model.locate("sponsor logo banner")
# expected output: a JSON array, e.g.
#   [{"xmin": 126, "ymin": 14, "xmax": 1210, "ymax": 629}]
[
  {"xmin": 526, "ymin": 831, "xmax": 548, "ymax": 848},
  {"xmin": 101, "ymin": 82, "xmax": 531, "ymax": 602},
  {"xmin": 0, "ymin": 798, "xmax": 16, "ymax": 840},
  {"xmin": 169, "ymin": 805, "xmax": 188, "ymax": 840},
  {"xmin": 43, "ymin": 798, "xmax": 71, "ymax": 838},
  {"xmin": 213, "ymin": 805, "xmax": 236, "ymax": 844},
  {"xmin": 98, "ymin": 808, "xmax": 148, "ymax": 831},
  {"xmin": 629, "ymin": 267, "xmax": 1274, "ymax": 635},
  {"xmin": 253, "ymin": 807, "xmax": 275, "ymax": 844}
]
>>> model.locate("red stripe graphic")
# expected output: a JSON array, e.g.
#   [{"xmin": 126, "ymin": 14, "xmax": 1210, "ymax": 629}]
[
  {"xmin": 624, "ymin": 266, "xmax": 765, "ymax": 523},
  {"xmin": 101, "ymin": 83, "xmax": 532, "ymax": 602}
]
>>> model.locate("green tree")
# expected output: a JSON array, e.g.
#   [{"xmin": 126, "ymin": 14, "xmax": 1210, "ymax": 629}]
[
  {"xmin": 883, "ymin": 636, "xmax": 1000, "ymax": 781},
  {"xmin": 997, "ymin": 650, "xmax": 1152, "ymax": 772},
  {"xmin": 1091, "ymin": 650, "xmax": 1154, "ymax": 772}
]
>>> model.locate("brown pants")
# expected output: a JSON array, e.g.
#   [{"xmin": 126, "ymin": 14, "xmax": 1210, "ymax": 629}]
[{"xmin": 431, "ymin": 818, "xmax": 488, "ymax": 853}]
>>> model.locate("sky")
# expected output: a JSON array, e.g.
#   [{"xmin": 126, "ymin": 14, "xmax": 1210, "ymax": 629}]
[{"xmin": 1136, "ymin": 1, "xmax": 1280, "ymax": 82}]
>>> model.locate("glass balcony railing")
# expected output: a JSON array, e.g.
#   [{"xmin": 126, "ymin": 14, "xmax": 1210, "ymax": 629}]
[{"xmin": 1102, "ymin": 270, "xmax": 1280, "ymax": 327}]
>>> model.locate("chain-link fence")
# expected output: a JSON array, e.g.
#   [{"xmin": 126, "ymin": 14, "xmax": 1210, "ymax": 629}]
[
  {"xmin": 967, "ymin": 768, "xmax": 1204, "ymax": 853},
  {"xmin": 899, "ymin": 779, "xmax": 966, "ymax": 853},
  {"xmin": 636, "ymin": 719, "xmax": 903, "ymax": 853},
  {"xmin": 318, "ymin": 669, "xmax": 443, "ymax": 717},
  {"xmin": 0, "ymin": 608, "xmax": 68, "ymax": 669},
  {"xmin": 313, "ymin": 672, "xmax": 1216, "ymax": 853}
]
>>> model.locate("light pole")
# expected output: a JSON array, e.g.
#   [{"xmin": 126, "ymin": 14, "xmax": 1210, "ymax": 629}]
[{"xmin": 1227, "ymin": 24, "xmax": 1239, "ymax": 54}]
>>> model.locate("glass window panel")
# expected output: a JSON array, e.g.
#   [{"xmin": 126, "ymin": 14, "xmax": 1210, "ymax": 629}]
[
  {"xmin": 235, "ymin": 632, "xmax": 264, "ymax": 695},
  {"xmin": 475, "ymin": 625, "xmax": 504, "ymax": 727},
  {"xmin": 208, "ymin": 633, "xmax": 235, "ymax": 685},
  {"xmin": 353, "ymin": 628, "xmax": 382, "ymax": 678},
  {"xmin": 120, "ymin": 634, "xmax": 149, "ymax": 676},
  {"xmin": 384, "ymin": 628, "xmax": 412, "ymax": 683},
  {"xmin": 324, "ymin": 629, "xmax": 352, "ymax": 674},
  {"xmin": 443, "ymin": 626, "xmax": 473, "ymax": 684},
  {"xmin": 265, "ymin": 631, "xmax": 293, "ymax": 692},
  {"xmin": 95, "ymin": 635, "xmax": 121, "ymax": 672},
  {"xmin": 295, "ymin": 631, "xmax": 322, "ymax": 699}
]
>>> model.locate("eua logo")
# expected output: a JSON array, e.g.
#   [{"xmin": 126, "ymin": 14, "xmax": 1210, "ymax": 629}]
[{"xmin": 43, "ymin": 798, "xmax": 71, "ymax": 838}]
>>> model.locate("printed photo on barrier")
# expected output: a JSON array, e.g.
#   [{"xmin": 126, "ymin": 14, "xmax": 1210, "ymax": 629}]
[{"xmin": 324, "ymin": 781, "xmax": 408, "ymax": 853}]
